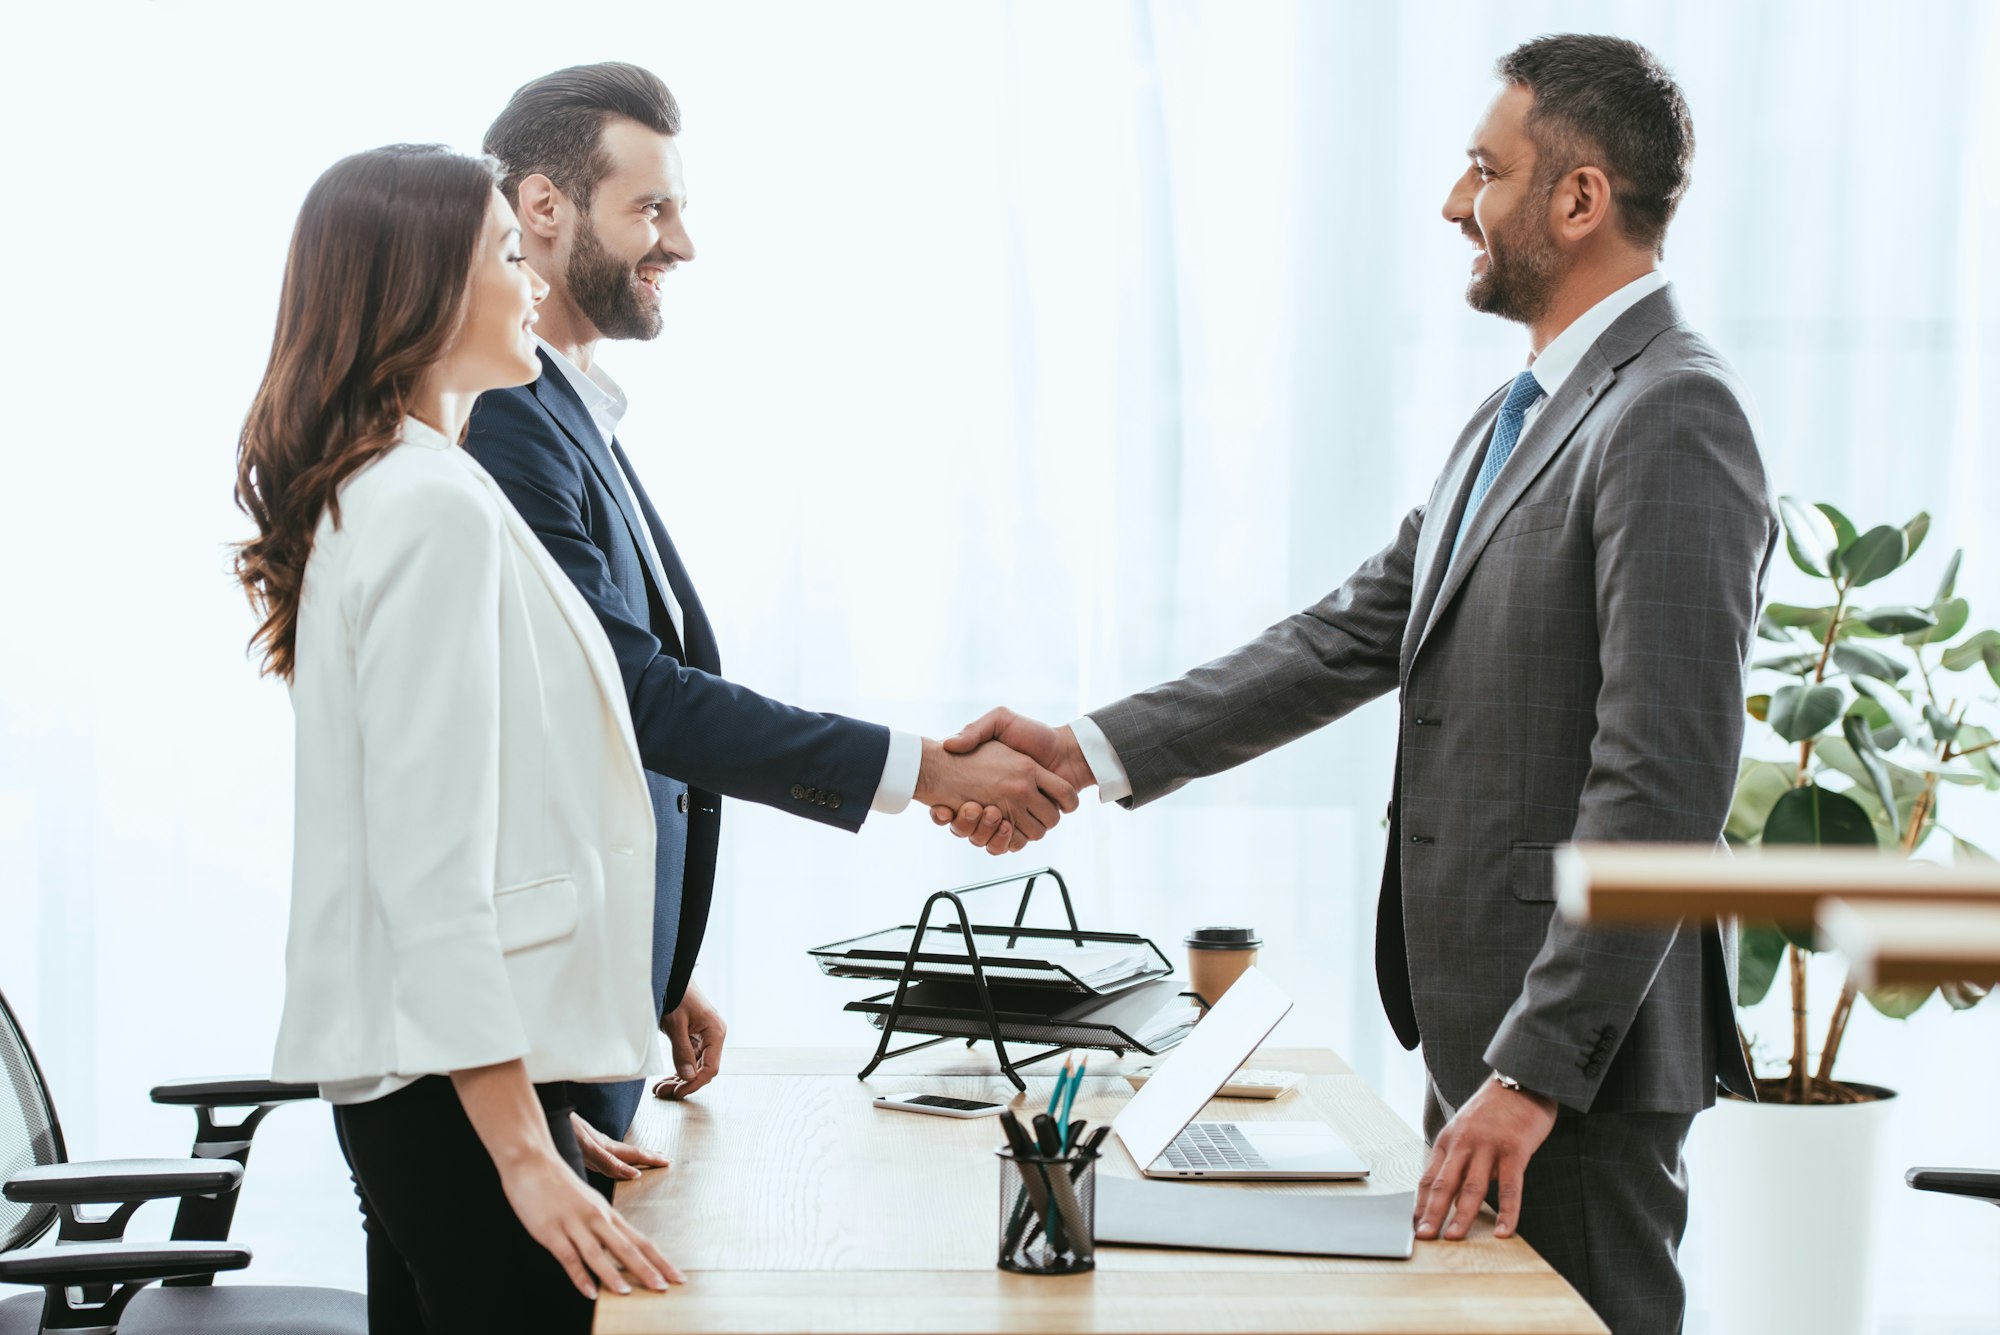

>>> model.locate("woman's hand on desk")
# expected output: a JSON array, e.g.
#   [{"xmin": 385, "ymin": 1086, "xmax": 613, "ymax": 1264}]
[
  {"xmin": 571, "ymin": 1113, "xmax": 673, "ymax": 1180},
  {"xmin": 500, "ymin": 1148, "xmax": 684, "ymax": 1298}
]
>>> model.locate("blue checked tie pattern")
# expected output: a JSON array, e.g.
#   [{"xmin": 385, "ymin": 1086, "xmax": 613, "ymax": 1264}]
[{"xmin": 1449, "ymin": 369, "xmax": 1546, "ymax": 565}]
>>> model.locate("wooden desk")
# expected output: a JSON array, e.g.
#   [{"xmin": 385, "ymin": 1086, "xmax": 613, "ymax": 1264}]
[
  {"xmin": 595, "ymin": 1047, "xmax": 1605, "ymax": 1335},
  {"xmin": 1818, "ymin": 898, "xmax": 2000, "ymax": 986},
  {"xmin": 1554, "ymin": 843, "xmax": 2000, "ymax": 925}
]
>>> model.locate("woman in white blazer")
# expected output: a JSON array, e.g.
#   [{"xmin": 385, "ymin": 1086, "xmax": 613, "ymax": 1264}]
[{"xmin": 233, "ymin": 144, "xmax": 678, "ymax": 1332}]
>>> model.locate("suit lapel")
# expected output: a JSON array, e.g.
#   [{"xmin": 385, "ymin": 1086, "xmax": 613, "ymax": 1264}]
[
  {"xmin": 1409, "ymin": 285, "xmax": 1685, "ymax": 659},
  {"xmin": 611, "ymin": 445, "xmax": 720, "ymax": 674},
  {"xmin": 528, "ymin": 351, "xmax": 678, "ymax": 641},
  {"xmin": 1403, "ymin": 387, "xmax": 1505, "ymax": 668}
]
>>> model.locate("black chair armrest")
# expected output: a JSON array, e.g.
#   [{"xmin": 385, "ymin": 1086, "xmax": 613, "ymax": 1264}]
[
  {"xmin": 6, "ymin": 1158, "xmax": 243, "ymax": 1206},
  {"xmin": 0, "ymin": 1240, "xmax": 250, "ymax": 1287},
  {"xmin": 1907, "ymin": 1167, "xmax": 2000, "ymax": 1203},
  {"xmin": 149, "ymin": 1075, "xmax": 318, "ymax": 1108}
]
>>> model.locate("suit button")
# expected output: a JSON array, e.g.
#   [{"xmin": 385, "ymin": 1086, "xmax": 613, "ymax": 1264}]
[
  {"xmin": 676, "ymin": 792, "xmax": 690, "ymax": 814},
  {"xmin": 829, "ymin": 793, "xmax": 843, "ymax": 811},
  {"xmin": 791, "ymin": 784, "xmax": 805, "ymax": 800}
]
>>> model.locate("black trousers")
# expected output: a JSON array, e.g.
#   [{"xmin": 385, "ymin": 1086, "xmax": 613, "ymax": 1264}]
[
  {"xmin": 332, "ymin": 1075, "xmax": 593, "ymax": 1335},
  {"xmin": 1425, "ymin": 1081, "xmax": 1696, "ymax": 1335}
]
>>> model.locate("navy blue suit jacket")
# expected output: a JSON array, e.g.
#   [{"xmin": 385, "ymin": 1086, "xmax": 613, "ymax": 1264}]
[{"xmin": 466, "ymin": 349, "xmax": 889, "ymax": 1136}]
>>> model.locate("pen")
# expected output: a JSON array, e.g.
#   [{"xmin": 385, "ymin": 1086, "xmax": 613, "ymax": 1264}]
[{"xmin": 1058, "ymin": 1059, "xmax": 1085, "ymax": 1152}]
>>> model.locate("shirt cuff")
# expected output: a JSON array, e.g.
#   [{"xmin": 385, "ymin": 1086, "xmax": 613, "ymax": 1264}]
[
  {"xmin": 1068, "ymin": 715, "xmax": 1133, "ymax": 804},
  {"xmin": 870, "ymin": 729, "xmax": 923, "ymax": 814}
]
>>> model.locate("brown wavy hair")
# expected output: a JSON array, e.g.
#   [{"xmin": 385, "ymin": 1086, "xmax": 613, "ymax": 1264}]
[{"xmin": 233, "ymin": 144, "xmax": 501, "ymax": 679}]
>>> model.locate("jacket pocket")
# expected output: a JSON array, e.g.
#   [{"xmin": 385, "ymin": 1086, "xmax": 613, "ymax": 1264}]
[
  {"xmin": 494, "ymin": 875, "xmax": 580, "ymax": 953},
  {"xmin": 1509, "ymin": 843, "xmax": 1560, "ymax": 902},
  {"xmin": 1487, "ymin": 501, "xmax": 1570, "ymax": 544}
]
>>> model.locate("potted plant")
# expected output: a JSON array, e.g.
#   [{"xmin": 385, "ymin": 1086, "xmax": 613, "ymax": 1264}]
[{"xmin": 1696, "ymin": 497, "xmax": 1995, "ymax": 1335}]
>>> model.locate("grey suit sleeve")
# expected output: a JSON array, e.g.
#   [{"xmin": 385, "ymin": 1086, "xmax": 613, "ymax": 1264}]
[
  {"xmin": 1485, "ymin": 370, "xmax": 1775, "ymax": 1109},
  {"xmin": 1087, "ymin": 504, "xmax": 1424, "ymax": 808}
]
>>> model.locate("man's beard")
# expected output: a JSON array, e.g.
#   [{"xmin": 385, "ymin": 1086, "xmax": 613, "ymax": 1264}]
[
  {"xmin": 568, "ymin": 213, "xmax": 663, "ymax": 342},
  {"xmin": 1466, "ymin": 191, "xmax": 1565, "ymax": 325}
]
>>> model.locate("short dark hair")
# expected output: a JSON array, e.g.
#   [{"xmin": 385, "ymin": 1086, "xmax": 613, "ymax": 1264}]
[
  {"xmin": 1495, "ymin": 35, "xmax": 1693, "ymax": 256},
  {"xmin": 484, "ymin": 62, "xmax": 681, "ymax": 211}
]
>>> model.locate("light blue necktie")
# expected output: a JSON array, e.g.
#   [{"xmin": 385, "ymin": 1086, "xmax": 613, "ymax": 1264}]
[{"xmin": 1449, "ymin": 369, "xmax": 1546, "ymax": 565}]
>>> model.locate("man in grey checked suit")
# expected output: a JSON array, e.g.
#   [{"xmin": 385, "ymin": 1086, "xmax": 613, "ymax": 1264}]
[{"xmin": 936, "ymin": 35, "xmax": 1775, "ymax": 1335}]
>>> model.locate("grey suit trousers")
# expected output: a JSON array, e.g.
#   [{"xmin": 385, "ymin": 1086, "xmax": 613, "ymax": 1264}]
[{"xmin": 1424, "ymin": 1084, "xmax": 1695, "ymax": 1335}]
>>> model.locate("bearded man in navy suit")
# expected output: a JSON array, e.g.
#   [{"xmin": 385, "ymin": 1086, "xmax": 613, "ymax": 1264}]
[{"xmin": 466, "ymin": 63, "xmax": 1076, "ymax": 1188}]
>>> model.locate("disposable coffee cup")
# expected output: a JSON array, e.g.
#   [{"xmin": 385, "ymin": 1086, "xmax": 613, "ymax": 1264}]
[{"xmin": 1185, "ymin": 927, "xmax": 1261, "ymax": 1009}]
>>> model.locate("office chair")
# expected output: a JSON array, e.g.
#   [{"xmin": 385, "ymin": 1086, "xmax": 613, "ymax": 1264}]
[{"xmin": 0, "ymin": 988, "xmax": 365, "ymax": 1333}]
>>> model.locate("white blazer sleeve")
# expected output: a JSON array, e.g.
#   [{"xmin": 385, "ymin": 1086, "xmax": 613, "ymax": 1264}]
[{"xmin": 348, "ymin": 476, "xmax": 531, "ymax": 1074}]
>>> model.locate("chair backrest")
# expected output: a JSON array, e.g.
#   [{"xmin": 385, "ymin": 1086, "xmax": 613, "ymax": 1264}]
[{"xmin": 0, "ymin": 988, "xmax": 65, "ymax": 1252}]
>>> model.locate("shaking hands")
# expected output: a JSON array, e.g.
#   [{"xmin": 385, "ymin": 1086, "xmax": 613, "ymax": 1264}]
[{"xmin": 922, "ymin": 708, "xmax": 1097, "ymax": 856}]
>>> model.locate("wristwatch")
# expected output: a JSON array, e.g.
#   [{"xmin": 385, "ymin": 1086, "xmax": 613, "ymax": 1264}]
[{"xmin": 1491, "ymin": 1071, "xmax": 1527, "ymax": 1094}]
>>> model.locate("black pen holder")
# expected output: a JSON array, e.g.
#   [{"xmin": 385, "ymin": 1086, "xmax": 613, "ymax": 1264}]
[{"xmin": 995, "ymin": 1147, "xmax": 1098, "ymax": 1275}]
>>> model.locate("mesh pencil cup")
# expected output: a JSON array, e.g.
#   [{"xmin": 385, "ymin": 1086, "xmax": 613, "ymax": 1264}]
[{"xmin": 995, "ymin": 1145, "xmax": 1098, "ymax": 1274}]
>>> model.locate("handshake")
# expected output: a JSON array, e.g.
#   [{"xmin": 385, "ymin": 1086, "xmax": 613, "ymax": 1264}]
[{"xmin": 913, "ymin": 708, "xmax": 1095, "ymax": 856}]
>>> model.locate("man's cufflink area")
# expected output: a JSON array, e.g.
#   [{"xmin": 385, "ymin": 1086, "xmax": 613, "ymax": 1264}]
[
  {"xmin": 1575, "ymin": 1023, "xmax": 1618, "ymax": 1078},
  {"xmin": 790, "ymin": 783, "xmax": 843, "ymax": 811}
]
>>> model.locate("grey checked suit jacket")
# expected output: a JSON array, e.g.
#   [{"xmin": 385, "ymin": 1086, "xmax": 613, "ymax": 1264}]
[{"xmin": 1091, "ymin": 285, "xmax": 1773, "ymax": 1115}]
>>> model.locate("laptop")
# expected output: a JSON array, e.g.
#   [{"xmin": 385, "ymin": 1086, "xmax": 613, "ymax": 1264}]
[{"xmin": 1112, "ymin": 967, "xmax": 1369, "ymax": 1181}]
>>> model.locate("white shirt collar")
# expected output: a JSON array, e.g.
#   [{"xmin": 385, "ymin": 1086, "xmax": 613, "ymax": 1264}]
[
  {"xmin": 1528, "ymin": 269, "xmax": 1669, "ymax": 399},
  {"xmin": 399, "ymin": 417, "xmax": 454, "ymax": 451},
  {"xmin": 534, "ymin": 335, "xmax": 629, "ymax": 446}
]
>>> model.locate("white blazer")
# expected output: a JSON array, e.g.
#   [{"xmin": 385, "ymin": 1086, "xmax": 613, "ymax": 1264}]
[{"xmin": 271, "ymin": 418, "xmax": 657, "ymax": 1097}]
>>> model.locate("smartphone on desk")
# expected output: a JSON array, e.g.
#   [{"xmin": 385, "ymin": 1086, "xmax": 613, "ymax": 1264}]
[{"xmin": 872, "ymin": 1092, "xmax": 1008, "ymax": 1119}]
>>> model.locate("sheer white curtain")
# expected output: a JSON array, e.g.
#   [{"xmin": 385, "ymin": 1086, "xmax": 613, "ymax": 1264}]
[{"xmin": 2, "ymin": 1, "xmax": 1996, "ymax": 1324}]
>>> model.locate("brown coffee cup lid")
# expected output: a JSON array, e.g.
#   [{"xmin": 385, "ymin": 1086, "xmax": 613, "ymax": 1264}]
[{"xmin": 1185, "ymin": 926, "xmax": 1261, "ymax": 950}]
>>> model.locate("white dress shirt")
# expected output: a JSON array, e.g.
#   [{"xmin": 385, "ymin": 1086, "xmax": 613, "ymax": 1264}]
[
  {"xmin": 1071, "ymin": 270, "xmax": 1670, "ymax": 805},
  {"xmin": 534, "ymin": 339, "xmax": 919, "ymax": 814}
]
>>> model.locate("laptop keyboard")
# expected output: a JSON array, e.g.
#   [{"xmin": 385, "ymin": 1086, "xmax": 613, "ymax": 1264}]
[{"xmin": 1161, "ymin": 1121, "xmax": 1268, "ymax": 1171}]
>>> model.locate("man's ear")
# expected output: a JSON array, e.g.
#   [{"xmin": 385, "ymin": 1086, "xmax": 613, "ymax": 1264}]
[
  {"xmin": 515, "ymin": 173, "xmax": 567, "ymax": 242},
  {"xmin": 1552, "ymin": 164, "xmax": 1615, "ymax": 244}
]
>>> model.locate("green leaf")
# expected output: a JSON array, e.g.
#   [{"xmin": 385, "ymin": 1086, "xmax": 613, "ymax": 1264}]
[
  {"xmin": 1857, "ymin": 606, "xmax": 1938, "ymax": 635},
  {"xmin": 1905, "ymin": 596, "xmax": 1969, "ymax": 646},
  {"xmin": 1746, "ymin": 694, "xmax": 1770, "ymax": 722},
  {"xmin": 1896, "ymin": 753, "xmax": 1985, "ymax": 784},
  {"xmin": 1738, "ymin": 926, "xmax": 1794, "ymax": 1001},
  {"xmin": 1736, "ymin": 925, "xmax": 1790, "ymax": 1006},
  {"xmin": 1935, "ymin": 549, "xmax": 1963, "ymax": 604},
  {"xmin": 1863, "ymin": 984, "xmax": 1933, "ymax": 1019},
  {"xmin": 1940, "ymin": 981, "xmax": 1991, "ymax": 1011},
  {"xmin": 1763, "ymin": 783, "xmax": 1878, "ymax": 847},
  {"xmin": 1726, "ymin": 760, "xmax": 1799, "ymax": 843},
  {"xmin": 1843, "ymin": 696, "xmax": 1901, "ymax": 751},
  {"xmin": 1941, "ymin": 630, "xmax": 2000, "ymax": 672},
  {"xmin": 1902, "ymin": 512, "xmax": 1931, "ymax": 563},
  {"xmin": 1925, "ymin": 704, "xmax": 1960, "ymax": 743},
  {"xmin": 1838, "ymin": 526, "xmax": 1909, "ymax": 586},
  {"xmin": 1816, "ymin": 736, "xmax": 1927, "ymax": 800},
  {"xmin": 1952, "ymin": 725, "xmax": 2000, "ymax": 791},
  {"xmin": 1817, "ymin": 503, "xmax": 1860, "ymax": 552},
  {"xmin": 1831, "ymin": 641, "xmax": 1908, "ymax": 683},
  {"xmin": 1768, "ymin": 683, "xmax": 1847, "ymax": 742},
  {"xmin": 1756, "ymin": 611, "xmax": 1800, "ymax": 643},
  {"xmin": 1763, "ymin": 602, "xmax": 1840, "ymax": 635},
  {"xmin": 1841, "ymin": 715, "xmax": 1901, "ymax": 836},
  {"xmin": 1955, "ymin": 834, "xmax": 1996, "ymax": 862},
  {"xmin": 1779, "ymin": 496, "xmax": 1840, "ymax": 578},
  {"xmin": 1851, "ymin": 677, "xmax": 1926, "ymax": 746},
  {"xmin": 1753, "ymin": 652, "xmax": 1822, "ymax": 676}
]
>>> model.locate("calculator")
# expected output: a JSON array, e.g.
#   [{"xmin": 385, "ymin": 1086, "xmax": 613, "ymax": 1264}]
[{"xmin": 872, "ymin": 1092, "xmax": 1008, "ymax": 1118}]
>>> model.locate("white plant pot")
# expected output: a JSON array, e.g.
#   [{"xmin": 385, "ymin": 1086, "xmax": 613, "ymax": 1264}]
[{"xmin": 1689, "ymin": 1083, "xmax": 1897, "ymax": 1335}]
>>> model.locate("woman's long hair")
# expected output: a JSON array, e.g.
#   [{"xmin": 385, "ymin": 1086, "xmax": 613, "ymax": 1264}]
[{"xmin": 233, "ymin": 144, "xmax": 500, "ymax": 680}]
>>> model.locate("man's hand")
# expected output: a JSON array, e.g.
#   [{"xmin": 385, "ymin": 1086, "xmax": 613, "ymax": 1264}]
[
  {"xmin": 569, "ymin": 1112, "xmax": 673, "ymax": 1182},
  {"xmin": 926, "ymin": 709, "xmax": 1095, "ymax": 842},
  {"xmin": 940, "ymin": 801, "xmax": 1028, "ymax": 857},
  {"xmin": 657, "ymin": 980, "xmax": 727, "ymax": 1100},
  {"xmin": 912, "ymin": 737, "xmax": 1079, "ymax": 843},
  {"xmin": 1414, "ymin": 1075, "xmax": 1558, "ymax": 1241}
]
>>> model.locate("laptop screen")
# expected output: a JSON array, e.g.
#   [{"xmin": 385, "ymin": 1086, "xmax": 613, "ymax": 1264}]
[{"xmin": 1111, "ymin": 966, "xmax": 1292, "ymax": 1167}]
